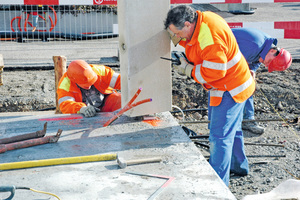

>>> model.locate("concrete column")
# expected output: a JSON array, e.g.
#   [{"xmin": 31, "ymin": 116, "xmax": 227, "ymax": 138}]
[{"xmin": 118, "ymin": 0, "xmax": 172, "ymax": 117}]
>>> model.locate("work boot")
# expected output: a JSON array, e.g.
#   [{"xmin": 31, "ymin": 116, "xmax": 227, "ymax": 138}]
[{"xmin": 242, "ymin": 121, "xmax": 264, "ymax": 134}]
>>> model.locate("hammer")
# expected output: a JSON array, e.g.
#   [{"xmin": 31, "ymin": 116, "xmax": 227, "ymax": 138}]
[{"xmin": 117, "ymin": 156, "xmax": 162, "ymax": 169}]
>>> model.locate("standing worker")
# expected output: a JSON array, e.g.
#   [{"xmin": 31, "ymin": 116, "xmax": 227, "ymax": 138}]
[
  {"xmin": 57, "ymin": 60, "xmax": 121, "ymax": 117},
  {"xmin": 232, "ymin": 28, "xmax": 292, "ymax": 134},
  {"xmin": 164, "ymin": 5, "xmax": 255, "ymax": 186},
  {"xmin": 29, "ymin": 5, "xmax": 43, "ymax": 32}
]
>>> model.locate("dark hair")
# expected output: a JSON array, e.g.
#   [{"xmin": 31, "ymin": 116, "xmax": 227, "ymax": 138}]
[
  {"xmin": 164, "ymin": 5, "xmax": 197, "ymax": 30},
  {"xmin": 271, "ymin": 46, "xmax": 280, "ymax": 56}
]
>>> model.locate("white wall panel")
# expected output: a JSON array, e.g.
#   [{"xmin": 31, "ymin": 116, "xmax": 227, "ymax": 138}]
[{"xmin": 118, "ymin": 0, "xmax": 172, "ymax": 117}]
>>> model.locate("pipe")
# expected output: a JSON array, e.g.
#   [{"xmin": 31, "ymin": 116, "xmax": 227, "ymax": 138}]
[
  {"xmin": 0, "ymin": 153, "xmax": 117, "ymax": 171},
  {"xmin": 0, "ymin": 122, "xmax": 47, "ymax": 144}
]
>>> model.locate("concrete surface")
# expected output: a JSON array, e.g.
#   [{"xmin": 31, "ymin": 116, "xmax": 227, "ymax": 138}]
[
  {"xmin": 0, "ymin": 3, "xmax": 299, "ymax": 200},
  {"xmin": 0, "ymin": 111, "xmax": 235, "ymax": 200}
]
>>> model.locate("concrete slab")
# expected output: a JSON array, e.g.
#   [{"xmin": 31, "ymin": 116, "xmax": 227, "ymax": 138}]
[{"xmin": 0, "ymin": 111, "xmax": 235, "ymax": 200}]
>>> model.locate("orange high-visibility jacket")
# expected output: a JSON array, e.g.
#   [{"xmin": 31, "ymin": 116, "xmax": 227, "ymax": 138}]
[
  {"xmin": 57, "ymin": 64, "xmax": 121, "ymax": 114},
  {"xmin": 179, "ymin": 11, "xmax": 255, "ymax": 106}
]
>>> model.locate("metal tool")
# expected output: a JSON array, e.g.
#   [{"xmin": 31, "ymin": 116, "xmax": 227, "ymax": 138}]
[
  {"xmin": 0, "ymin": 128, "xmax": 62, "ymax": 154},
  {"xmin": 126, "ymin": 171, "xmax": 175, "ymax": 200},
  {"xmin": 160, "ymin": 57, "xmax": 180, "ymax": 65},
  {"xmin": 0, "ymin": 122, "xmax": 47, "ymax": 145},
  {"xmin": 160, "ymin": 51, "xmax": 192, "ymax": 66},
  {"xmin": 117, "ymin": 157, "xmax": 162, "ymax": 169}
]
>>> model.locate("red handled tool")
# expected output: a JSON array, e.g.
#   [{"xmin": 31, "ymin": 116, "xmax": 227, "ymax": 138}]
[{"xmin": 103, "ymin": 87, "xmax": 152, "ymax": 127}]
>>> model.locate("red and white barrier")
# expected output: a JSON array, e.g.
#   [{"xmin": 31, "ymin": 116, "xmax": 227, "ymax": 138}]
[
  {"xmin": 2, "ymin": 0, "xmax": 300, "ymax": 5},
  {"xmin": 0, "ymin": 0, "xmax": 117, "ymax": 5},
  {"xmin": 228, "ymin": 21, "xmax": 300, "ymax": 39},
  {"xmin": 171, "ymin": 0, "xmax": 300, "ymax": 3},
  {"xmin": 1, "ymin": 0, "xmax": 299, "ymax": 40}
]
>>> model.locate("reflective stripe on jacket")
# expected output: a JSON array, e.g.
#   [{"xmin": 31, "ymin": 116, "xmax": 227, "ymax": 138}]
[
  {"xmin": 57, "ymin": 64, "xmax": 121, "ymax": 114},
  {"xmin": 179, "ymin": 11, "xmax": 255, "ymax": 106}
]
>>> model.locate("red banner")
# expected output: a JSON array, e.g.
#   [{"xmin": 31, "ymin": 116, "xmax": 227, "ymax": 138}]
[
  {"xmin": 274, "ymin": 21, "xmax": 300, "ymax": 30},
  {"xmin": 227, "ymin": 22, "xmax": 243, "ymax": 28},
  {"xmin": 170, "ymin": 0, "xmax": 192, "ymax": 4},
  {"xmin": 94, "ymin": 0, "xmax": 117, "ymax": 5},
  {"xmin": 24, "ymin": 0, "xmax": 59, "ymax": 5}
]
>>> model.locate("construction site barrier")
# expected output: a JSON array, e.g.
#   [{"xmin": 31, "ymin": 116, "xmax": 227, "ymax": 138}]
[
  {"xmin": 228, "ymin": 21, "xmax": 300, "ymax": 39},
  {"xmin": 171, "ymin": 0, "xmax": 300, "ymax": 3},
  {"xmin": 0, "ymin": 1, "xmax": 299, "ymax": 68},
  {"xmin": 1, "ymin": 0, "xmax": 300, "ymax": 5}
]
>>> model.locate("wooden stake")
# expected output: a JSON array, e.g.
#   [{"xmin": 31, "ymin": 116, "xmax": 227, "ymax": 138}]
[
  {"xmin": 0, "ymin": 54, "xmax": 4, "ymax": 86},
  {"xmin": 53, "ymin": 56, "xmax": 67, "ymax": 114}
]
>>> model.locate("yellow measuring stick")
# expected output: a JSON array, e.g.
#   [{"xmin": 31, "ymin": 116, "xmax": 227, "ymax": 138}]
[{"xmin": 0, "ymin": 153, "xmax": 117, "ymax": 171}]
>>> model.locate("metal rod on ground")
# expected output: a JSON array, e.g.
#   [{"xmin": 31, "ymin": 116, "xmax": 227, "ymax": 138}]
[
  {"xmin": 126, "ymin": 172, "xmax": 175, "ymax": 200},
  {"xmin": 194, "ymin": 141, "xmax": 210, "ymax": 149},
  {"xmin": 244, "ymin": 142, "xmax": 285, "ymax": 147},
  {"xmin": 247, "ymin": 155, "xmax": 286, "ymax": 158},
  {"xmin": 170, "ymin": 108, "xmax": 208, "ymax": 113},
  {"xmin": 180, "ymin": 118, "xmax": 295, "ymax": 124},
  {"xmin": 204, "ymin": 154, "xmax": 286, "ymax": 159},
  {"xmin": 0, "ymin": 153, "xmax": 117, "ymax": 171},
  {"xmin": 0, "ymin": 129, "xmax": 62, "ymax": 154},
  {"xmin": 191, "ymin": 139, "xmax": 285, "ymax": 147},
  {"xmin": 0, "ymin": 122, "xmax": 47, "ymax": 145}
]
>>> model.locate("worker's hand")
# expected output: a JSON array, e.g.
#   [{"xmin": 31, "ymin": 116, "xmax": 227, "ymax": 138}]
[
  {"xmin": 172, "ymin": 57, "xmax": 194, "ymax": 78},
  {"xmin": 79, "ymin": 105, "xmax": 100, "ymax": 117}
]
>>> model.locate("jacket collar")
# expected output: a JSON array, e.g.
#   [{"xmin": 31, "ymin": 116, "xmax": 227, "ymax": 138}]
[{"xmin": 187, "ymin": 11, "xmax": 202, "ymax": 46}]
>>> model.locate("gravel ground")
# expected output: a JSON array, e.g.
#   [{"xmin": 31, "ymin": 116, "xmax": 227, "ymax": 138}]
[
  {"xmin": 0, "ymin": 62, "xmax": 300, "ymax": 199},
  {"xmin": 171, "ymin": 62, "xmax": 300, "ymax": 199}
]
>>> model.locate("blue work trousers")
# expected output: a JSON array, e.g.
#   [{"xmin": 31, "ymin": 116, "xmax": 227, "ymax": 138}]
[
  {"xmin": 32, "ymin": 15, "xmax": 39, "ymax": 27},
  {"xmin": 208, "ymin": 91, "xmax": 249, "ymax": 186},
  {"xmin": 243, "ymin": 95, "xmax": 255, "ymax": 120}
]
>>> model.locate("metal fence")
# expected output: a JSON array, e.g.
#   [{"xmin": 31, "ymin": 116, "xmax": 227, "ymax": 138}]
[{"xmin": 0, "ymin": 5, "xmax": 119, "ymax": 68}]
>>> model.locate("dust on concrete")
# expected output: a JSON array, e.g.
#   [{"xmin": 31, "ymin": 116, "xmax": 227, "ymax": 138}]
[{"xmin": 0, "ymin": 62, "xmax": 300, "ymax": 199}]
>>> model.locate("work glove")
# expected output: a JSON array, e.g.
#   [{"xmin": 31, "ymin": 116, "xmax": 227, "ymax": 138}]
[
  {"xmin": 79, "ymin": 105, "xmax": 100, "ymax": 117},
  {"xmin": 172, "ymin": 57, "xmax": 194, "ymax": 78}
]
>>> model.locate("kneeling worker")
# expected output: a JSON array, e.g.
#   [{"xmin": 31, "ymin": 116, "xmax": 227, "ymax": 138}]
[{"xmin": 57, "ymin": 60, "xmax": 121, "ymax": 117}]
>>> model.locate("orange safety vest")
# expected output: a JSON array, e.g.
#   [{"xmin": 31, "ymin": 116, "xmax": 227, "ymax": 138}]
[
  {"xmin": 179, "ymin": 11, "xmax": 255, "ymax": 106},
  {"xmin": 57, "ymin": 64, "xmax": 121, "ymax": 114}
]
